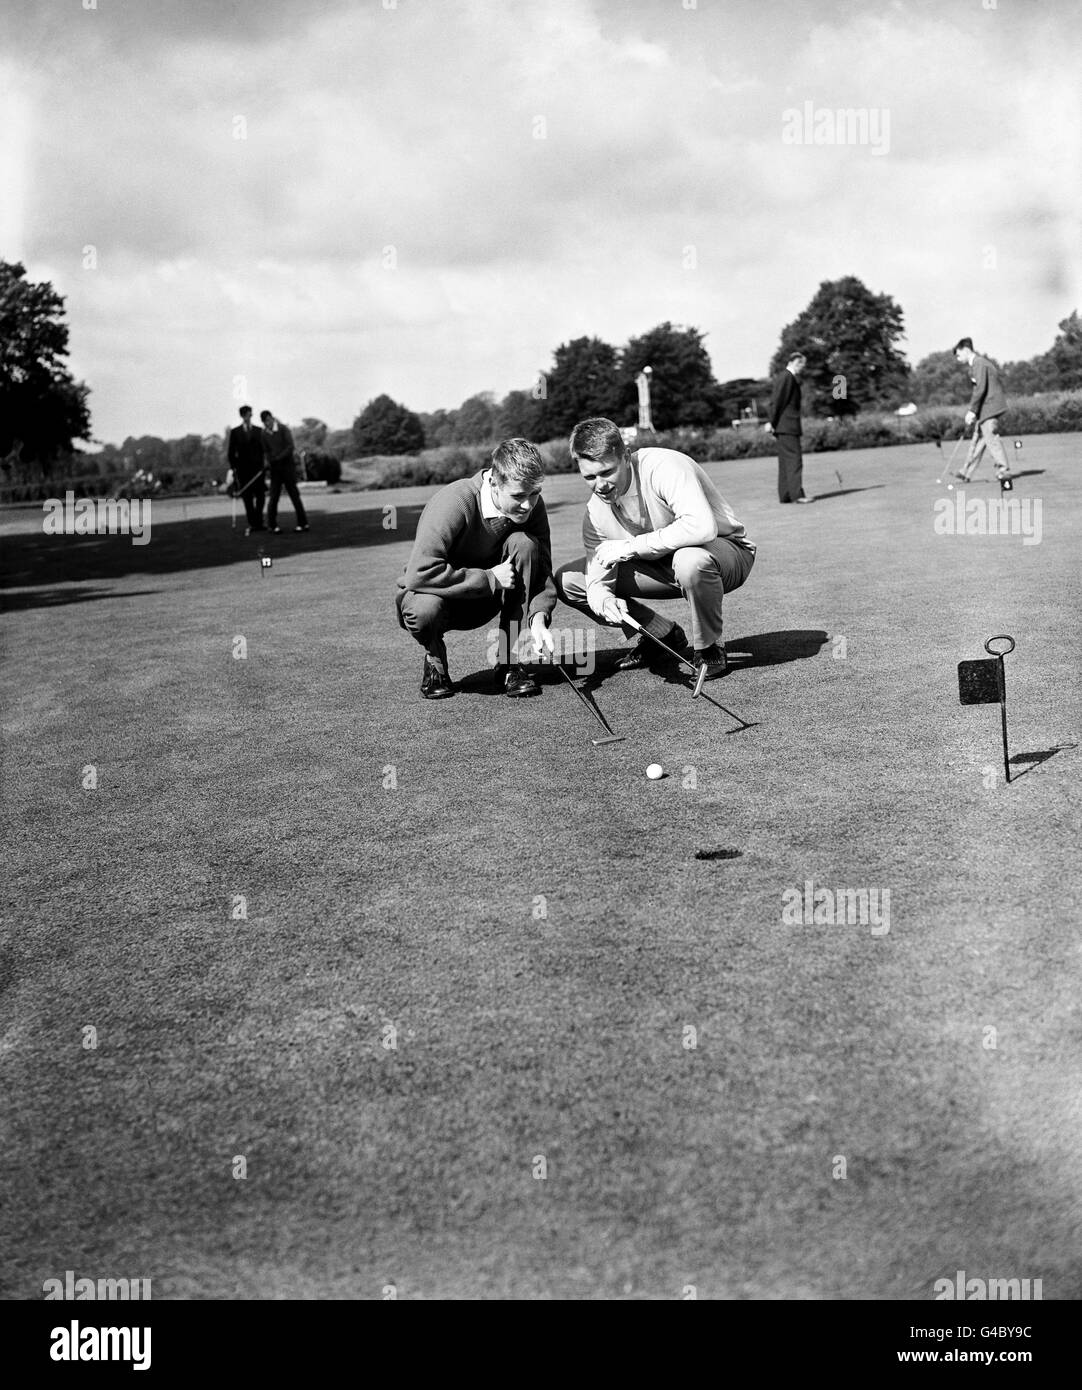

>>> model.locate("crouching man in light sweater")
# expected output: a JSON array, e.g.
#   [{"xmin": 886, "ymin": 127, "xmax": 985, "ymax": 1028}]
[{"xmin": 554, "ymin": 418, "xmax": 756, "ymax": 680}]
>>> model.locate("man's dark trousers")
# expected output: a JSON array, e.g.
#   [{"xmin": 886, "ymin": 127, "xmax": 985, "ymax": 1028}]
[
  {"xmin": 777, "ymin": 435, "xmax": 804, "ymax": 503},
  {"xmin": 238, "ymin": 471, "xmax": 266, "ymax": 528},
  {"xmin": 397, "ymin": 531, "xmax": 542, "ymax": 658},
  {"xmin": 267, "ymin": 462, "xmax": 308, "ymax": 530}
]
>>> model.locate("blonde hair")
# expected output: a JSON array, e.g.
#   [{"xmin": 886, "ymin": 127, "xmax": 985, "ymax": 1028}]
[{"xmin": 491, "ymin": 438, "xmax": 544, "ymax": 486}]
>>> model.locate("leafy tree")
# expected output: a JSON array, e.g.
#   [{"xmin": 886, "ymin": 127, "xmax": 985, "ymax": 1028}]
[
  {"xmin": 417, "ymin": 408, "xmax": 457, "ymax": 448},
  {"xmin": 908, "ymin": 350, "xmax": 971, "ymax": 406},
  {"xmin": 325, "ymin": 426, "xmax": 357, "ymax": 456},
  {"xmin": 1001, "ymin": 357, "xmax": 1045, "ymax": 397},
  {"xmin": 1042, "ymin": 309, "xmax": 1082, "ymax": 390},
  {"xmin": 0, "ymin": 260, "xmax": 92, "ymax": 471},
  {"xmin": 293, "ymin": 417, "xmax": 328, "ymax": 451},
  {"xmin": 495, "ymin": 389, "xmax": 548, "ymax": 441},
  {"xmin": 352, "ymin": 394, "xmax": 425, "ymax": 456},
  {"xmin": 542, "ymin": 336, "xmax": 621, "ymax": 437},
  {"xmin": 770, "ymin": 276, "xmax": 910, "ymax": 415},
  {"xmin": 117, "ymin": 436, "xmax": 170, "ymax": 473},
  {"xmin": 453, "ymin": 392, "xmax": 499, "ymax": 445},
  {"xmin": 717, "ymin": 377, "xmax": 773, "ymax": 424},
  {"xmin": 619, "ymin": 323, "xmax": 722, "ymax": 430}
]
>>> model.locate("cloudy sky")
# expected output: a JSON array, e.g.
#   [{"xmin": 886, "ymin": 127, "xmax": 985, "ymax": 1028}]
[{"xmin": 2, "ymin": 0, "xmax": 1079, "ymax": 443}]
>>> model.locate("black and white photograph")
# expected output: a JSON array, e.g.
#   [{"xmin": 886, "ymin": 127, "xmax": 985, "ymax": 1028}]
[{"xmin": 1, "ymin": 0, "xmax": 1080, "ymax": 1344}]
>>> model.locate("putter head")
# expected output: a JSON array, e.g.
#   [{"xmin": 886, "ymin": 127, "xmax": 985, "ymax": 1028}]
[
  {"xmin": 592, "ymin": 735, "xmax": 626, "ymax": 745},
  {"xmin": 692, "ymin": 662, "xmax": 708, "ymax": 699}
]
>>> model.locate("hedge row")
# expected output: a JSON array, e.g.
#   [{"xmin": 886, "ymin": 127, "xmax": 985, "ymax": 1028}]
[
  {"xmin": 353, "ymin": 439, "xmax": 574, "ymax": 490},
  {"xmin": 349, "ymin": 391, "xmax": 1081, "ymax": 490}
]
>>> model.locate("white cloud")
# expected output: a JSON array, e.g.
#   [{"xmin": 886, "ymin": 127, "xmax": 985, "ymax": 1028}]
[{"xmin": 7, "ymin": 0, "xmax": 1081, "ymax": 439}]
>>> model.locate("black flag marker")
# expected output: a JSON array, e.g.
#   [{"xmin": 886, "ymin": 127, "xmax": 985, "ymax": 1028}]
[{"xmin": 958, "ymin": 635, "xmax": 1015, "ymax": 784}]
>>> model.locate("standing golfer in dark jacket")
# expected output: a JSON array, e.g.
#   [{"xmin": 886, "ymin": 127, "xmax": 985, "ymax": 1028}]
[
  {"xmin": 953, "ymin": 338, "xmax": 1012, "ymax": 482},
  {"xmin": 260, "ymin": 410, "xmax": 309, "ymax": 532},
  {"xmin": 227, "ymin": 406, "xmax": 266, "ymax": 533},
  {"xmin": 766, "ymin": 352, "xmax": 809, "ymax": 504}
]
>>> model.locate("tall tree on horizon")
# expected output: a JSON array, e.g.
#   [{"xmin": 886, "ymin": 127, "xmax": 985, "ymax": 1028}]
[
  {"xmin": 352, "ymin": 394, "xmax": 425, "ymax": 456},
  {"xmin": 0, "ymin": 260, "xmax": 92, "ymax": 472},
  {"xmin": 619, "ymin": 323, "xmax": 722, "ymax": 430},
  {"xmin": 770, "ymin": 276, "xmax": 910, "ymax": 415},
  {"xmin": 541, "ymin": 336, "xmax": 622, "ymax": 437}
]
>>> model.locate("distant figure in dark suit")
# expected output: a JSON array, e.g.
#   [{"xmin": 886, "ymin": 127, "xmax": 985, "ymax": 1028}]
[
  {"xmin": 766, "ymin": 352, "xmax": 809, "ymax": 504},
  {"xmin": 227, "ymin": 406, "xmax": 266, "ymax": 533},
  {"xmin": 953, "ymin": 337, "xmax": 1012, "ymax": 482},
  {"xmin": 260, "ymin": 410, "xmax": 309, "ymax": 533}
]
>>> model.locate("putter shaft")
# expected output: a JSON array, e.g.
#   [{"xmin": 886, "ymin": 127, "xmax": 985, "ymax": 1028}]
[
  {"xmin": 553, "ymin": 662, "xmax": 624, "ymax": 742},
  {"xmin": 624, "ymin": 615, "xmax": 700, "ymax": 676},
  {"xmin": 622, "ymin": 614, "xmax": 753, "ymax": 728}
]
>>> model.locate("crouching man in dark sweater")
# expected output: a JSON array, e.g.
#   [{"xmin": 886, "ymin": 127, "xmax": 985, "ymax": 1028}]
[{"xmin": 395, "ymin": 438, "xmax": 557, "ymax": 699}]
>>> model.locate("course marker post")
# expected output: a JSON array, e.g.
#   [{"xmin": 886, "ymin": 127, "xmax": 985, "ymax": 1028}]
[{"xmin": 958, "ymin": 635, "xmax": 1015, "ymax": 784}]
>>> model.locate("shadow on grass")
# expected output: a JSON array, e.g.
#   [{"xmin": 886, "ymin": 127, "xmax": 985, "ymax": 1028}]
[
  {"xmin": 0, "ymin": 586, "xmax": 160, "ymax": 614},
  {"xmin": 447, "ymin": 628, "xmax": 828, "ymax": 708},
  {"xmin": 809, "ymin": 485, "xmax": 886, "ymax": 502},
  {"xmin": 725, "ymin": 629, "xmax": 831, "ymax": 667},
  {"xmin": 1008, "ymin": 743, "xmax": 1077, "ymax": 781},
  {"xmin": 0, "ymin": 504, "xmax": 426, "ymax": 590}
]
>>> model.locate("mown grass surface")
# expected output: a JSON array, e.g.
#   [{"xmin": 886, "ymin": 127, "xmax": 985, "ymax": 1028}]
[{"xmin": 1, "ymin": 437, "xmax": 1079, "ymax": 1299}]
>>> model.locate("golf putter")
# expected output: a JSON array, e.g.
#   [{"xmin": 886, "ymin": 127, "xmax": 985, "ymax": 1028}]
[
  {"xmin": 622, "ymin": 613, "xmax": 708, "ymax": 689},
  {"xmin": 959, "ymin": 423, "xmax": 983, "ymax": 482},
  {"xmin": 621, "ymin": 613, "xmax": 755, "ymax": 729},
  {"xmin": 939, "ymin": 427, "xmax": 969, "ymax": 481},
  {"xmin": 549, "ymin": 659, "xmax": 625, "ymax": 744}
]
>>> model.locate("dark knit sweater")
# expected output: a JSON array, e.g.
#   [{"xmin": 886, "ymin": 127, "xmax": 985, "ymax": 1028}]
[{"xmin": 397, "ymin": 472, "xmax": 557, "ymax": 620}]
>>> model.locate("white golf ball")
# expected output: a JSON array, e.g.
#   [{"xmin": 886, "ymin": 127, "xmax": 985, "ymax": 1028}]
[{"xmin": 646, "ymin": 764, "xmax": 664, "ymax": 780}]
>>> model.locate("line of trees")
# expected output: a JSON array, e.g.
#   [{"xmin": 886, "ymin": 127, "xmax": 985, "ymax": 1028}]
[
  {"xmin": 359, "ymin": 287, "xmax": 1082, "ymax": 455},
  {"xmin": 355, "ymin": 323, "xmax": 777, "ymax": 456},
  {"xmin": 4, "ymin": 255, "xmax": 1081, "ymax": 488},
  {"xmin": 907, "ymin": 311, "xmax": 1082, "ymax": 405}
]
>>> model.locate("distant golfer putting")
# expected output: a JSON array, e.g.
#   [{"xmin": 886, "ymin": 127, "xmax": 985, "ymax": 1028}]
[
  {"xmin": 395, "ymin": 438, "xmax": 557, "ymax": 699},
  {"xmin": 554, "ymin": 418, "xmax": 756, "ymax": 682},
  {"xmin": 952, "ymin": 338, "xmax": 1013, "ymax": 486}
]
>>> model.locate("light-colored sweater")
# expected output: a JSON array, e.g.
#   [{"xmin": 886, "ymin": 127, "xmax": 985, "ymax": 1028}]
[{"xmin": 583, "ymin": 447, "xmax": 754, "ymax": 612}]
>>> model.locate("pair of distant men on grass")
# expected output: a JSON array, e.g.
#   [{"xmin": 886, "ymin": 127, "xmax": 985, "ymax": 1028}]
[
  {"xmin": 763, "ymin": 339, "xmax": 1011, "ymax": 500},
  {"xmin": 227, "ymin": 406, "xmax": 310, "ymax": 535},
  {"xmin": 395, "ymin": 420, "xmax": 756, "ymax": 699}
]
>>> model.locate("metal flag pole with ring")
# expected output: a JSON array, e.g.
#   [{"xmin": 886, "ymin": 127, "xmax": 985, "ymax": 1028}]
[{"xmin": 957, "ymin": 634, "xmax": 1015, "ymax": 784}]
